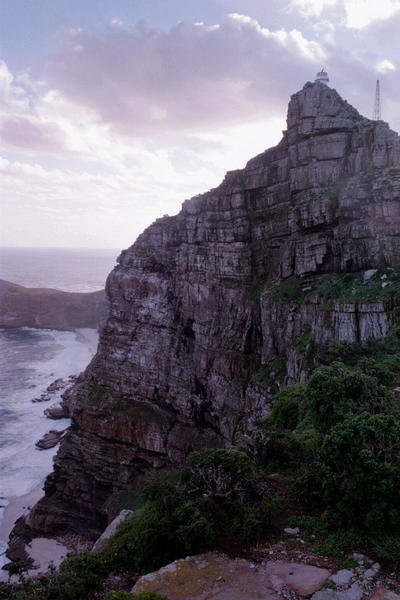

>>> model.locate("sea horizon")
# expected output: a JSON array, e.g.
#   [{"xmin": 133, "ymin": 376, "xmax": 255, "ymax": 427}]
[
  {"xmin": 0, "ymin": 246, "xmax": 111, "ymax": 569},
  {"xmin": 0, "ymin": 246, "xmax": 120, "ymax": 293}
]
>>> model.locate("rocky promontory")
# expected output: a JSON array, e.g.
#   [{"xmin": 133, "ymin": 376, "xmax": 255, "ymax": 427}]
[
  {"xmin": 19, "ymin": 80, "xmax": 400, "ymax": 541},
  {"xmin": 0, "ymin": 279, "xmax": 108, "ymax": 331}
]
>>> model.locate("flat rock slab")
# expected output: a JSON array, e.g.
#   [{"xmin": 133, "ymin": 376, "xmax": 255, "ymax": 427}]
[
  {"xmin": 266, "ymin": 560, "xmax": 331, "ymax": 596},
  {"xmin": 369, "ymin": 589, "xmax": 400, "ymax": 600},
  {"xmin": 132, "ymin": 552, "xmax": 331, "ymax": 600},
  {"xmin": 36, "ymin": 430, "xmax": 65, "ymax": 450}
]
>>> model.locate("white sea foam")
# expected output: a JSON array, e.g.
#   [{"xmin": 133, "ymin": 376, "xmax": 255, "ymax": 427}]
[{"xmin": 0, "ymin": 327, "xmax": 98, "ymax": 566}]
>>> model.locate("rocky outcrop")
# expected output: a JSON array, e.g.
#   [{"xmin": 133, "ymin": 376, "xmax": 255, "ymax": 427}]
[
  {"xmin": 0, "ymin": 279, "xmax": 108, "ymax": 331},
  {"xmin": 131, "ymin": 551, "xmax": 395, "ymax": 600},
  {"xmin": 91, "ymin": 509, "xmax": 133, "ymax": 554},
  {"xmin": 35, "ymin": 430, "xmax": 65, "ymax": 450},
  {"xmin": 132, "ymin": 552, "xmax": 331, "ymax": 599},
  {"xmin": 21, "ymin": 81, "xmax": 400, "ymax": 540}
]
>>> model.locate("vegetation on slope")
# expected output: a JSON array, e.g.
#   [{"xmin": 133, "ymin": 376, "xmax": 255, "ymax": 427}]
[
  {"xmin": 2, "ymin": 323, "xmax": 400, "ymax": 599},
  {"xmin": 273, "ymin": 267, "xmax": 400, "ymax": 304}
]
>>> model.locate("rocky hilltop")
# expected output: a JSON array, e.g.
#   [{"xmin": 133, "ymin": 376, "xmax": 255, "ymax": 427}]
[
  {"xmin": 0, "ymin": 279, "xmax": 108, "ymax": 331},
  {"xmin": 21, "ymin": 81, "xmax": 400, "ymax": 541}
]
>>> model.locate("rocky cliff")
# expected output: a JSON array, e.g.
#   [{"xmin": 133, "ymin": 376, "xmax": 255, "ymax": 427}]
[{"xmin": 22, "ymin": 81, "xmax": 400, "ymax": 540}]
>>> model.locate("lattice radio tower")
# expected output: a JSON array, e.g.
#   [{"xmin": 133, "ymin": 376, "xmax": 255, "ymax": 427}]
[{"xmin": 373, "ymin": 79, "xmax": 381, "ymax": 121}]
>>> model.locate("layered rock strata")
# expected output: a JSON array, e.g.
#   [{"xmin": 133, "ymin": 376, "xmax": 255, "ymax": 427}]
[{"xmin": 22, "ymin": 81, "xmax": 400, "ymax": 540}]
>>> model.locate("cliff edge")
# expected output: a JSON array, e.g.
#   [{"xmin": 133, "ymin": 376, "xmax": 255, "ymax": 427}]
[{"xmin": 21, "ymin": 81, "xmax": 400, "ymax": 540}]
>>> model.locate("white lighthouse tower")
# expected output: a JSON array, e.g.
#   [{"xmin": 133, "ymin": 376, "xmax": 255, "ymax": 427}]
[{"xmin": 315, "ymin": 68, "xmax": 329, "ymax": 85}]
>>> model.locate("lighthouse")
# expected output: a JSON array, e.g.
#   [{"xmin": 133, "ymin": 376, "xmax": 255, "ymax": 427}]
[{"xmin": 315, "ymin": 68, "xmax": 329, "ymax": 85}]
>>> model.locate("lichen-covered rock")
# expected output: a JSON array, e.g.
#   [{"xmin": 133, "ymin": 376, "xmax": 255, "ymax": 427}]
[
  {"xmin": 22, "ymin": 81, "xmax": 400, "ymax": 539},
  {"xmin": 132, "ymin": 552, "xmax": 331, "ymax": 599}
]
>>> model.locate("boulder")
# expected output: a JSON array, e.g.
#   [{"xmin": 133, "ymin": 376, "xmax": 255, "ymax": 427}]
[
  {"xmin": 35, "ymin": 430, "xmax": 65, "ymax": 450},
  {"xmin": 44, "ymin": 404, "xmax": 68, "ymax": 420},
  {"xmin": 132, "ymin": 552, "xmax": 331, "ymax": 599}
]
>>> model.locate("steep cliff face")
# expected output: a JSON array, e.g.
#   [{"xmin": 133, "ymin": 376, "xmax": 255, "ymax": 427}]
[{"xmin": 25, "ymin": 81, "xmax": 400, "ymax": 539}]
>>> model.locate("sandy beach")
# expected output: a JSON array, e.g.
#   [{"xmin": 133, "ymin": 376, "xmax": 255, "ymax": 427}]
[
  {"xmin": 0, "ymin": 483, "xmax": 44, "ymax": 547},
  {"xmin": 0, "ymin": 483, "xmax": 48, "ymax": 581}
]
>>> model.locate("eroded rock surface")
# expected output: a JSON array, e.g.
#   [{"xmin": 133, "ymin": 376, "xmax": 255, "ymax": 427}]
[
  {"xmin": 21, "ymin": 81, "xmax": 400, "ymax": 539},
  {"xmin": 132, "ymin": 552, "xmax": 331, "ymax": 599},
  {"xmin": 35, "ymin": 430, "xmax": 65, "ymax": 450}
]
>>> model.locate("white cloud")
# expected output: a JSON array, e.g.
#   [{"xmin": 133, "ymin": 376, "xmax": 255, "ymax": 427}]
[
  {"xmin": 0, "ymin": 56, "xmax": 285, "ymax": 248},
  {"xmin": 375, "ymin": 59, "xmax": 396, "ymax": 73},
  {"xmin": 111, "ymin": 18, "xmax": 123, "ymax": 26},
  {"xmin": 345, "ymin": 0, "xmax": 400, "ymax": 28},
  {"xmin": 2, "ymin": 8, "xmax": 400, "ymax": 249},
  {"xmin": 49, "ymin": 14, "xmax": 325, "ymax": 137},
  {"xmin": 289, "ymin": 0, "xmax": 338, "ymax": 17},
  {"xmin": 289, "ymin": 0, "xmax": 400, "ymax": 28}
]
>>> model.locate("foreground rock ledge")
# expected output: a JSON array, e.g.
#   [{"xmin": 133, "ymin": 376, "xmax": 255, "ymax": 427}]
[{"xmin": 132, "ymin": 552, "xmax": 331, "ymax": 599}]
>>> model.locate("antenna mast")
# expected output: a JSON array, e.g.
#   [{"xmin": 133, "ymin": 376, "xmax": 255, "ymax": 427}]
[{"xmin": 373, "ymin": 79, "xmax": 381, "ymax": 121}]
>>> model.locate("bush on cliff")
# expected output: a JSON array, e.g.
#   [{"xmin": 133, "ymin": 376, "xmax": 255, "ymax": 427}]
[
  {"xmin": 319, "ymin": 413, "xmax": 400, "ymax": 535},
  {"xmin": 253, "ymin": 354, "xmax": 400, "ymax": 543},
  {"xmin": 104, "ymin": 448, "xmax": 275, "ymax": 573},
  {"xmin": 0, "ymin": 553, "xmax": 109, "ymax": 600},
  {"xmin": 306, "ymin": 362, "xmax": 397, "ymax": 431},
  {"xmin": 268, "ymin": 383, "xmax": 306, "ymax": 430}
]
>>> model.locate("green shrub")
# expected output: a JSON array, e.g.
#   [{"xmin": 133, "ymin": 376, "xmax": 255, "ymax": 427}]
[
  {"xmin": 57, "ymin": 552, "xmax": 109, "ymax": 599},
  {"xmin": 289, "ymin": 514, "xmax": 329, "ymax": 535},
  {"xmin": 273, "ymin": 278, "xmax": 303, "ymax": 302},
  {"xmin": 319, "ymin": 413, "xmax": 400, "ymax": 535},
  {"xmin": 292, "ymin": 418, "xmax": 320, "ymax": 461},
  {"xmin": 356, "ymin": 354, "xmax": 400, "ymax": 386},
  {"xmin": 243, "ymin": 422, "xmax": 303, "ymax": 470},
  {"xmin": 309, "ymin": 268, "xmax": 400, "ymax": 302},
  {"xmin": 317, "ymin": 340, "xmax": 366, "ymax": 366},
  {"xmin": 105, "ymin": 498, "xmax": 186, "ymax": 573},
  {"xmin": 316, "ymin": 529, "xmax": 362, "ymax": 557},
  {"xmin": 105, "ymin": 449, "xmax": 274, "ymax": 574},
  {"xmin": 0, "ymin": 553, "xmax": 110, "ymax": 600},
  {"xmin": 185, "ymin": 448, "xmax": 254, "ymax": 499},
  {"xmin": 268, "ymin": 383, "xmax": 306, "ymax": 430},
  {"xmin": 370, "ymin": 535, "xmax": 400, "ymax": 570},
  {"xmin": 253, "ymin": 359, "xmax": 286, "ymax": 389},
  {"xmin": 306, "ymin": 362, "xmax": 396, "ymax": 431}
]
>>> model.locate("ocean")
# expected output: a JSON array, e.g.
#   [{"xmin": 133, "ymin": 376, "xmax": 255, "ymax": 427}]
[
  {"xmin": 0, "ymin": 247, "xmax": 119, "ymax": 293},
  {"xmin": 0, "ymin": 247, "xmax": 119, "ymax": 568}
]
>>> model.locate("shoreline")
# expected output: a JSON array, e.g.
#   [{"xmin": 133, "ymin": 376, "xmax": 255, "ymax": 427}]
[
  {"xmin": 0, "ymin": 483, "xmax": 44, "ymax": 580},
  {"xmin": 0, "ymin": 483, "xmax": 44, "ymax": 546},
  {"xmin": 0, "ymin": 326, "xmax": 99, "ymax": 578}
]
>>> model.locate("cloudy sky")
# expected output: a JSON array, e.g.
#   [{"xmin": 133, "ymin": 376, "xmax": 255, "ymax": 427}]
[{"xmin": 1, "ymin": 0, "xmax": 399, "ymax": 249}]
